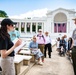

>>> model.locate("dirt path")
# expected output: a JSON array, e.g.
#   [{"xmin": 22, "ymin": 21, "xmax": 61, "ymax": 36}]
[{"xmin": 25, "ymin": 46, "xmax": 74, "ymax": 75}]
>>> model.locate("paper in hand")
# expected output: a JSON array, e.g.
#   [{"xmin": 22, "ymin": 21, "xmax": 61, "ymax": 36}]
[{"xmin": 12, "ymin": 38, "xmax": 26, "ymax": 54}]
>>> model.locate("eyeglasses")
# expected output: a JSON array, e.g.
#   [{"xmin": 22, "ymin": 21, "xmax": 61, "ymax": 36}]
[
  {"xmin": 39, "ymin": 31, "xmax": 42, "ymax": 32},
  {"xmin": 33, "ymin": 38, "xmax": 36, "ymax": 39},
  {"xmin": 11, "ymin": 25, "xmax": 15, "ymax": 27},
  {"xmin": 11, "ymin": 25, "xmax": 13, "ymax": 26}
]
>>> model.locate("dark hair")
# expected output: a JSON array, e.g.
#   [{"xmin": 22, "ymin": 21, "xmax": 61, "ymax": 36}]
[
  {"xmin": 0, "ymin": 25, "xmax": 10, "ymax": 39},
  {"xmin": 0, "ymin": 18, "xmax": 16, "ymax": 40},
  {"xmin": 57, "ymin": 37, "xmax": 60, "ymax": 41}
]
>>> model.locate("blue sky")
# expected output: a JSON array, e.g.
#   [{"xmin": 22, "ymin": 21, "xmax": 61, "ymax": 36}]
[{"xmin": 0, "ymin": 0, "xmax": 76, "ymax": 18}]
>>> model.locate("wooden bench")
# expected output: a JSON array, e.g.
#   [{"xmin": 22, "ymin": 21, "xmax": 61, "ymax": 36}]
[
  {"xmin": 14, "ymin": 55, "xmax": 32, "ymax": 75},
  {"xmin": 21, "ymin": 47, "xmax": 29, "ymax": 50},
  {"xmin": 19, "ymin": 50, "xmax": 31, "ymax": 55},
  {"xmin": 16, "ymin": 55, "xmax": 32, "ymax": 65},
  {"xmin": 19, "ymin": 50, "xmax": 36, "ymax": 62},
  {"xmin": 14, "ymin": 55, "xmax": 23, "ymax": 75}
]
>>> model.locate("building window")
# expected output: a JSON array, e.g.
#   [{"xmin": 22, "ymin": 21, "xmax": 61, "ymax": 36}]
[
  {"xmin": 15, "ymin": 22, "xmax": 19, "ymax": 30},
  {"xmin": 38, "ymin": 23, "xmax": 42, "ymax": 31},
  {"xmin": 62, "ymin": 23, "xmax": 66, "ymax": 32},
  {"xmin": 26, "ymin": 23, "xmax": 31, "ymax": 32},
  {"xmin": 32, "ymin": 23, "xmax": 36, "ymax": 33},
  {"xmin": 54, "ymin": 23, "xmax": 66, "ymax": 33},
  {"xmin": 21, "ymin": 22, "xmax": 25, "ymax": 32}
]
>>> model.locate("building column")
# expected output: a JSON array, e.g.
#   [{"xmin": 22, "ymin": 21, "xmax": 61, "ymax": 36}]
[
  {"xmin": 51, "ymin": 22, "xmax": 54, "ymax": 33},
  {"xmin": 42, "ymin": 23, "xmax": 44, "ymax": 32},
  {"xmin": 24, "ymin": 22, "xmax": 26, "ymax": 33},
  {"xmin": 19, "ymin": 22, "xmax": 21, "ymax": 34},
  {"xmin": 67, "ymin": 20, "xmax": 69, "ymax": 34},
  {"xmin": 51, "ymin": 22, "xmax": 52, "ymax": 33}
]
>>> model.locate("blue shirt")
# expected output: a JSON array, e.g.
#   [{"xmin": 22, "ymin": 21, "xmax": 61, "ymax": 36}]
[
  {"xmin": 9, "ymin": 30, "xmax": 20, "ymax": 41},
  {"xmin": 29, "ymin": 41, "xmax": 38, "ymax": 49}
]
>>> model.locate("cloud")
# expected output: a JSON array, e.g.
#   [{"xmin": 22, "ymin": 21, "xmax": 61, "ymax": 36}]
[{"xmin": 9, "ymin": 8, "xmax": 48, "ymax": 19}]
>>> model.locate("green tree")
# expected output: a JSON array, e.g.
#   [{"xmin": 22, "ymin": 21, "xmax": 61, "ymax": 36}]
[{"xmin": 0, "ymin": 10, "xmax": 8, "ymax": 17}]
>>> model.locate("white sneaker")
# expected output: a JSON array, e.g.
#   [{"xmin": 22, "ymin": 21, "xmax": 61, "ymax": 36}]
[{"xmin": 38, "ymin": 62, "xmax": 43, "ymax": 65}]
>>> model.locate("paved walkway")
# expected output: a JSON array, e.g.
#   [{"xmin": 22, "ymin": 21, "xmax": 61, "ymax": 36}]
[{"xmin": 25, "ymin": 46, "xmax": 74, "ymax": 75}]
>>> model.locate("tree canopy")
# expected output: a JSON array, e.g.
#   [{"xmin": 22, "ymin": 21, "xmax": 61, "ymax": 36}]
[{"xmin": 0, "ymin": 10, "xmax": 8, "ymax": 17}]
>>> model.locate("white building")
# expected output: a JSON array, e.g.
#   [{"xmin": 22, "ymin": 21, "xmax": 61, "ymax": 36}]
[{"xmin": 0, "ymin": 8, "xmax": 76, "ymax": 39}]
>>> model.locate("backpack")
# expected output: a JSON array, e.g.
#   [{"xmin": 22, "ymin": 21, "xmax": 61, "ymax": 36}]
[{"xmin": 37, "ymin": 34, "xmax": 45, "ymax": 42}]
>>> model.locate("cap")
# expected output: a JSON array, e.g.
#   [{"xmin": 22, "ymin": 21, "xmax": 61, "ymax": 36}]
[
  {"xmin": 39, "ymin": 29, "xmax": 42, "ymax": 32},
  {"xmin": 1, "ymin": 18, "xmax": 17, "ymax": 26}
]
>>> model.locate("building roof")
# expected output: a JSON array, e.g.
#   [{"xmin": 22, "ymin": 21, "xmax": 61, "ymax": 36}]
[{"xmin": 46, "ymin": 8, "xmax": 76, "ymax": 15}]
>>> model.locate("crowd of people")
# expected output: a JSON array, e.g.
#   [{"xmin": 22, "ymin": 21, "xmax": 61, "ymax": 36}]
[
  {"xmin": 29, "ymin": 29, "xmax": 52, "ymax": 65},
  {"xmin": 0, "ymin": 18, "xmax": 52, "ymax": 75},
  {"xmin": 56, "ymin": 35, "xmax": 74, "ymax": 57},
  {"xmin": 56, "ymin": 34, "xmax": 76, "ymax": 75},
  {"xmin": 0, "ymin": 18, "xmax": 76, "ymax": 75}
]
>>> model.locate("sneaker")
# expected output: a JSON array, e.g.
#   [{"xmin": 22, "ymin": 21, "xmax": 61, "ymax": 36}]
[
  {"xmin": 49, "ymin": 56, "xmax": 51, "ymax": 58},
  {"xmin": 42, "ymin": 60, "xmax": 44, "ymax": 63},
  {"xmin": 38, "ymin": 62, "xmax": 43, "ymax": 65}
]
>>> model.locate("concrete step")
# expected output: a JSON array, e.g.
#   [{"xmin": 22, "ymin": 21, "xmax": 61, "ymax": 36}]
[
  {"xmin": 18, "ymin": 63, "xmax": 35, "ymax": 75},
  {"xmin": 18, "ymin": 66, "xmax": 29, "ymax": 75}
]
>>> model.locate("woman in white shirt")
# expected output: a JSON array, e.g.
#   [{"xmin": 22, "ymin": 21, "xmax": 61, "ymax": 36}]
[{"xmin": 44, "ymin": 32, "xmax": 52, "ymax": 58}]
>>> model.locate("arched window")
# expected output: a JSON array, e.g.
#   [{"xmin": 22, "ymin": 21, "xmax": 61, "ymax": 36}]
[{"xmin": 54, "ymin": 13, "xmax": 67, "ymax": 33}]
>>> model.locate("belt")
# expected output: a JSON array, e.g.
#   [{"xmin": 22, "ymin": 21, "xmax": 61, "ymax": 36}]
[{"xmin": 38, "ymin": 44, "xmax": 44, "ymax": 45}]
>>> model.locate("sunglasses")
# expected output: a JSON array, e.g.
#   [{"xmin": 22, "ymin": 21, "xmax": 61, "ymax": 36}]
[
  {"xmin": 39, "ymin": 31, "xmax": 42, "ymax": 32},
  {"xmin": 33, "ymin": 38, "xmax": 36, "ymax": 39},
  {"xmin": 11, "ymin": 25, "xmax": 15, "ymax": 27},
  {"xmin": 11, "ymin": 25, "xmax": 13, "ymax": 26}
]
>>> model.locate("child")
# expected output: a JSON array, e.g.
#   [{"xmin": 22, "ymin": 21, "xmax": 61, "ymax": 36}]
[
  {"xmin": 56, "ymin": 37, "xmax": 60, "ymax": 52},
  {"xmin": 59, "ymin": 44, "xmax": 65, "ymax": 56}
]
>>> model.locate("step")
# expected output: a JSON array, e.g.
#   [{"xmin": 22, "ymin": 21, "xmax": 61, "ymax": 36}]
[
  {"xmin": 18, "ymin": 66, "xmax": 29, "ymax": 75},
  {"xmin": 14, "ymin": 55, "xmax": 24, "ymax": 75},
  {"xmin": 18, "ymin": 63, "xmax": 35, "ymax": 75},
  {"xmin": 14, "ymin": 55, "xmax": 32, "ymax": 75}
]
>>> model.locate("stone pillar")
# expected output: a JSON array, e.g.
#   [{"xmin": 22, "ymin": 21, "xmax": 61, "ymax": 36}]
[
  {"xmin": 19, "ymin": 22, "xmax": 21, "ymax": 34},
  {"xmin": 51, "ymin": 22, "xmax": 54, "ymax": 33},
  {"xmin": 67, "ymin": 21, "xmax": 70, "ymax": 33},
  {"xmin": 42, "ymin": 22, "xmax": 44, "ymax": 32},
  {"xmin": 30, "ymin": 23, "xmax": 32, "ymax": 33},
  {"xmin": 24, "ymin": 22, "xmax": 26, "ymax": 33}
]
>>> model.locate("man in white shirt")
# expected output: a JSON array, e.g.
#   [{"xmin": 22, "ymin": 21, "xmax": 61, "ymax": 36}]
[{"xmin": 44, "ymin": 32, "xmax": 52, "ymax": 58}]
